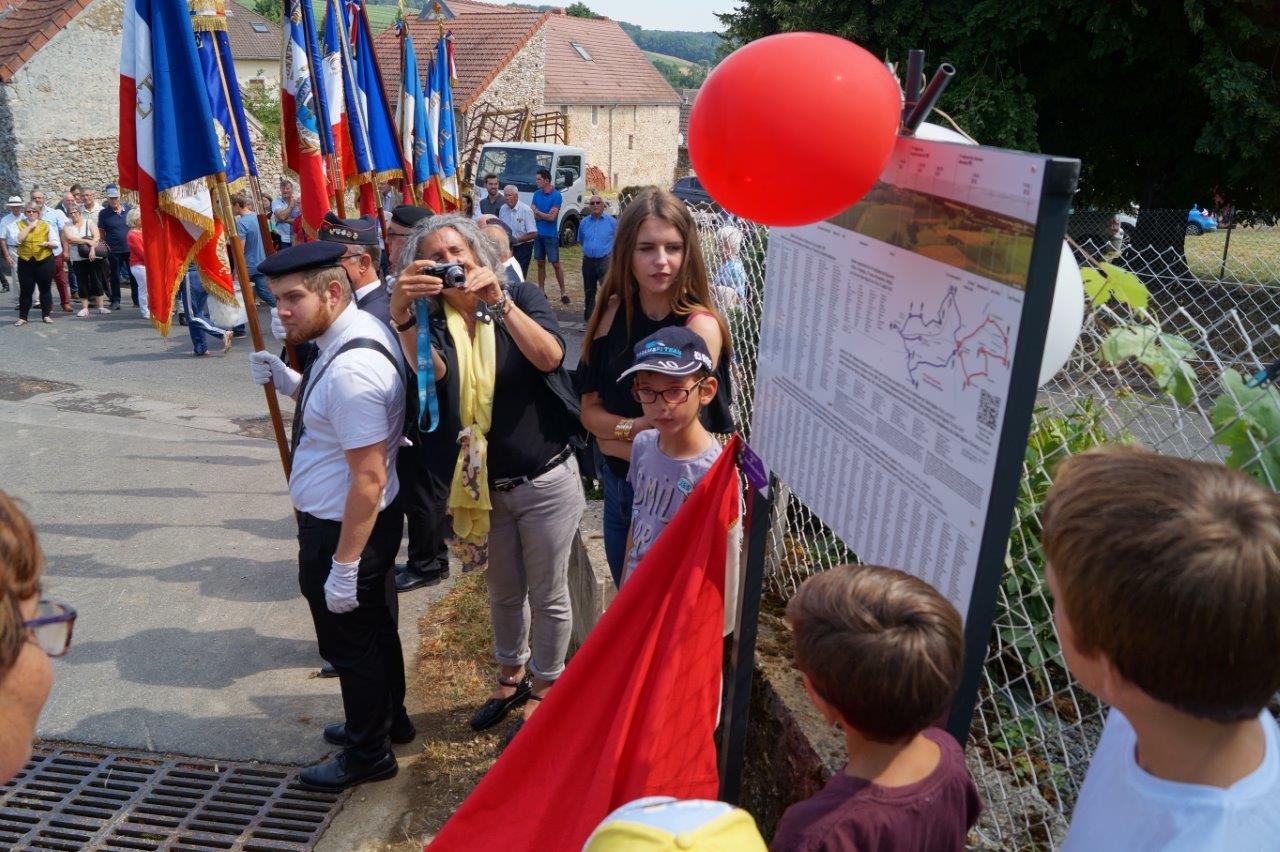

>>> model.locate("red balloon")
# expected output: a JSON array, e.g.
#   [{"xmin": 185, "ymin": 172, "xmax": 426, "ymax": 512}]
[{"xmin": 688, "ymin": 33, "xmax": 901, "ymax": 227}]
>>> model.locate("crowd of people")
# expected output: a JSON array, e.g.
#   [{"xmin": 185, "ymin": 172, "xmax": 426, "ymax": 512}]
[{"xmin": 4, "ymin": 180, "xmax": 1280, "ymax": 851}]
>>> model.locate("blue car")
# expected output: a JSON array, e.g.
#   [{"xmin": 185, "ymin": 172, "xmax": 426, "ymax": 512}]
[{"xmin": 1187, "ymin": 206, "xmax": 1217, "ymax": 236}]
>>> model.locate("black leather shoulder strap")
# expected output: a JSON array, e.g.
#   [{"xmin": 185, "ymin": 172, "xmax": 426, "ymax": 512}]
[{"xmin": 295, "ymin": 337, "xmax": 405, "ymax": 444}]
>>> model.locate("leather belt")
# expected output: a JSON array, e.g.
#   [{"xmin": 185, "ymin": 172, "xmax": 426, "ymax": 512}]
[{"xmin": 491, "ymin": 446, "xmax": 573, "ymax": 493}]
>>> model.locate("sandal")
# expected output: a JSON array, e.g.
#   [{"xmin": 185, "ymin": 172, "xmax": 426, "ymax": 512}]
[
  {"xmin": 560, "ymin": 294, "xmax": 570, "ymax": 305},
  {"xmin": 42, "ymin": 316, "xmax": 53, "ymax": 324},
  {"xmin": 469, "ymin": 674, "xmax": 532, "ymax": 732},
  {"xmin": 499, "ymin": 693, "xmax": 544, "ymax": 751}
]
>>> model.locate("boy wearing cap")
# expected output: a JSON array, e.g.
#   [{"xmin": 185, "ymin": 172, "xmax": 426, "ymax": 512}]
[{"xmin": 619, "ymin": 327, "xmax": 724, "ymax": 583}]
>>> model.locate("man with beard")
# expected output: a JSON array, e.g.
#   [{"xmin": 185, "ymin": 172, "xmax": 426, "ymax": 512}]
[{"xmin": 248, "ymin": 241, "xmax": 414, "ymax": 791}]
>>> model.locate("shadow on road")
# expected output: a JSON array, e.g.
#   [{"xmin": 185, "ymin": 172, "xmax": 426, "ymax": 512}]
[{"xmin": 46, "ymin": 554, "xmax": 299, "ymax": 603}]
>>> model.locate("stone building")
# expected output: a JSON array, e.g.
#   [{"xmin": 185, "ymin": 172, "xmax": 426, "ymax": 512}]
[
  {"xmin": 224, "ymin": 4, "xmax": 280, "ymax": 93},
  {"xmin": 0, "ymin": 0, "xmax": 280, "ymax": 199},
  {"xmin": 375, "ymin": 0, "xmax": 681, "ymax": 191}
]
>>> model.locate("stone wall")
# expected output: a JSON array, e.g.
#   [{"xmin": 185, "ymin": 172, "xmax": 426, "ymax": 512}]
[
  {"xmin": 467, "ymin": 30, "xmax": 547, "ymax": 116},
  {"xmin": 557, "ymin": 103, "xmax": 678, "ymax": 191},
  {"xmin": 0, "ymin": 0, "xmax": 286, "ymax": 200}
]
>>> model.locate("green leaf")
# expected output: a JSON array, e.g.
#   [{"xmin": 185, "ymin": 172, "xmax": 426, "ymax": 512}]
[
  {"xmin": 1080, "ymin": 263, "xmax": 1149, "ymax": 310},
  {"xmin": 1100, "ymin": 325, "xmax": 1197, "ymax": 405},
  {"xmin": 1211, "ymin": 370, "xmax": 1280, "ymax": 486}
]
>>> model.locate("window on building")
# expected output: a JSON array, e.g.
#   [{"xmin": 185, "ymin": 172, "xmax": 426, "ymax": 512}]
[
  {"xmin": 632, "ymin": 105, "xmax": 637, "ymax": 121},
  {"xmin": 251, "ymin": 21, "xmax": 269, "ymax": 33},
  {"xmin": 571, "ymin": 42, "xmax": 593, "ymax": 61},
  {"xmin": 628, "ymin": 134, "xmax": 634, "ymax": 150},
  {"xmin": 591, "ymin": 106, "xmax": 598, "ymax": 126},
  {"xmin": 247, "ymin": 79, "xmax": 266, "ymax": 92}
]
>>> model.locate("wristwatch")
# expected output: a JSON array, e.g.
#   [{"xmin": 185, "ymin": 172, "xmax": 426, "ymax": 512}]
[{"xmin": 393, "ymin": 312, "xmax": 417, "ymax": 332}]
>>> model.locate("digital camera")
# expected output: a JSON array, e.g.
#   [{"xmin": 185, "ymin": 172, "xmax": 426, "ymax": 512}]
[{"xmin": 425, "ymin": 263, "xmax": 467, "ymax": 289}]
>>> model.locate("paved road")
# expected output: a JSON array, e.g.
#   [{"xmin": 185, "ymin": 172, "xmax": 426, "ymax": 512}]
[{"xmin": 1, "ymin": 297, "xmax": 582, "ymax": 767}]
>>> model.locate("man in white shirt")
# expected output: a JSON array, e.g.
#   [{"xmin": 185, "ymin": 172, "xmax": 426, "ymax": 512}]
[
  {"xmin": 249, "ymin": 241, "xmax": 412, "ymax": 792},
  {"xmin": 498, "ymin": 184, "xmax": 536, "ymax": 280},
  {"xmin": 272, "ymin": 179, "xmax": 301, "ymax": 247},
  {"xmin": 29, "ymin": 190, "xmax": 70, "ymax": 311},
  {"xmin": 0, "ymin": 196, "xmax": 21, "ymax": 293}
]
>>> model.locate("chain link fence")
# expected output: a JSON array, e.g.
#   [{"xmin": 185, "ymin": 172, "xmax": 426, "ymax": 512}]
[{"xmin": 689, "ymin": 202, "xmax": 1280, "ymax": 849}]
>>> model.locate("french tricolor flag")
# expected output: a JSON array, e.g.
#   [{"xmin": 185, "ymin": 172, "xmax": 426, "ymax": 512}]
[
  {"xmin": 118, "ymin": 0, "xmax": 233, "ymax": 336},
  {"xmin": 282, "ymin": 0, "xmax": 333, "ymax": 240}
]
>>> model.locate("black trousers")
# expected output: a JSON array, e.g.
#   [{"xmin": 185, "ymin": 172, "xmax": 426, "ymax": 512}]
[
  {"xmin": 296, "ymin": 502, "xmax": 406, "ymax": 765},
  {"xmin": 581, "ymin": 255, "xmax": 609, "ymax": 321},
  {"xmin": 18, "ymin": 256, "xmax": 54, "ymax": 320},
  {"xmin": 398, "ymin": 441, "xmax": 451, "ymax": 574},
  {"xmin": 512, "ymin": 241, "xmax": 533, "ymax": 279}
]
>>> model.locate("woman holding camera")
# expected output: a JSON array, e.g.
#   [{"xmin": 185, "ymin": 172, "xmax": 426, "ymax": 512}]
[
  {"xmin": 63, "ymin": 205, "xmax": 109, "ymax": 316},
  {"xmin": 579, "ymin": 187, "xmax": 734, "ymax": 585},
  {"xmin": 390, "ymin": 213, "xmax": 585, "ymax": 746}
]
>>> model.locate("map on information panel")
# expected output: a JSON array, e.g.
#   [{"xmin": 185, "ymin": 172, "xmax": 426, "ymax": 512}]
[{"xmin": 750, "ymin": 135, "xmax": 1049, "ymax": 616}]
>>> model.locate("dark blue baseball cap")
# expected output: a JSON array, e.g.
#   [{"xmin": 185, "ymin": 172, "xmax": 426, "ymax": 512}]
[{"xmin": 618, "ymin": 326, "xmax": 714, "ymax": 381}]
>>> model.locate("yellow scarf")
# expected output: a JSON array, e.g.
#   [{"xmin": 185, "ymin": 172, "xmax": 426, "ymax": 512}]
[{"xmin": 445, "ymin": 299, "xmax": 497, "ymax": 570}]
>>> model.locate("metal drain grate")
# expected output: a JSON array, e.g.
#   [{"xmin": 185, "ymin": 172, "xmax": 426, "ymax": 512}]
[{"xmin": 0, "ymin": 744, "xmax": 349, "ymax": 851}]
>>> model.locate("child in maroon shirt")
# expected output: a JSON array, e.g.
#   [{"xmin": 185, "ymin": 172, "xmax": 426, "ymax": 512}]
[{"xmin": 770, "ymin": 565, "xmax": 981, "ymax": 851}]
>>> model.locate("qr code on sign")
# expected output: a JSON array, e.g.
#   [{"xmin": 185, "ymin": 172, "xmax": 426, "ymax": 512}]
[{"xmin": 977, "ymin": 389, "xmax": 1000, "ymax": 430}]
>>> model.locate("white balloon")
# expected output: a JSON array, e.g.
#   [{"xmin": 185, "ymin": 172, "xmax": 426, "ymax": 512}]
[
  {"xmin": 1040, "ymin": 246, "xmax": 1085, "ymax": 386},
  {"xmin": 911, "ymin": 122, "xmax": 1084, "ymax": 386}
]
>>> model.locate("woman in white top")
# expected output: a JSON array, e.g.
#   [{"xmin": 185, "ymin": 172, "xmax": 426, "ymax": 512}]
[{"xmin": 62, "ymin": 207, "xmax": 108, "ymax": 316}]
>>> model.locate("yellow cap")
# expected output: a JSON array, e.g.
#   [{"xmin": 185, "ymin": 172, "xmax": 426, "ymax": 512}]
[{"xmin": 583, "ymin": 797, "xmax": 767, "ymax": 852}]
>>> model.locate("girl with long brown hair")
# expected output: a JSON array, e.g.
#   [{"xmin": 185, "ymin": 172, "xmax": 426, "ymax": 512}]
[{"xmin": 578, "ymin": 187, "xmax": 734, "ymax": 585}]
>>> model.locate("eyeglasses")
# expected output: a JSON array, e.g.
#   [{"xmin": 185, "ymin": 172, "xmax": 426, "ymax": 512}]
[
  {"xmin": 631, "ymin": 378, "xmax": 706, "ymax": 404},
  {"xmin": 23, "ymin": 599, "xmax": 76, "ymax": 657}
]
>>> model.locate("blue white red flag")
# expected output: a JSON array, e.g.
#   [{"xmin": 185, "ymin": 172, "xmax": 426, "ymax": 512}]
[
  {"xmin": 190, "ymin": 1, "xmax": 257, "ymax": 192},
  {"xmin": 349, "ymin": 1, "xmax": 407, "ymax": 187},
  {"xmin": 321, "ymin": 0, "xmax": 357, "ymax": 185},
  {"xmin": 282, "ymin": 0, "xmax": 333, "ymax": 238},
  {"xmin": 428, "ymin": 33, "xmax": 460, "ymax": 209},
  {"xmin": 397, "ymin": 30, "xmax": 434, "ymax": 202},
  {"xmin": 118, "ymin": 0, "xmax": 232, "ymax": 337}
]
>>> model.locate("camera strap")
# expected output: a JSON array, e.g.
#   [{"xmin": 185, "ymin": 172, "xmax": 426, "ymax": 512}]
[{"xmin": 415, "ymin": 298, "xmax": 439, "ymax": 433}]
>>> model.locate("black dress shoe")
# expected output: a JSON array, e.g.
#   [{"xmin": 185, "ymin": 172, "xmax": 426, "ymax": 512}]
[
  {"xmin": 469, "ymin": 676, "xmax": 532, "ymax": 731},
  {"xmin": 395, "ymin": 565, "xmax": 450, "ymax": 593},
  {"xmin": 297, "ymin": 751, "xmax": 397, "ymax": 792},
  {"xmin": 323, "ymin": 717, "xmax": 417, "ymax": 746},
  {"xmin": 317, "ymin": 662, "xmax": 339, "ymax": 678}
]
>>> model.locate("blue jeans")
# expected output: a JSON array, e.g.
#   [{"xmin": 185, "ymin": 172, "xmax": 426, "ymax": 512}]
[
  {"xmin": 180, "ymin": 267, "xmax": 230, "ymax": 355},
  {"xmin": 598, "ymin": 448, "xmax": 634, "ymax": 588},
  {"xmin": 108, "ymin": 250, "xmax": 136, "ymax": 305},
  {"xmin": 251, "ymin": 271, "xmax": 276, "ymax": 307}
]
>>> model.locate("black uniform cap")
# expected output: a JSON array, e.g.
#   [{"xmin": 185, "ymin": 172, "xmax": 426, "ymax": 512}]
[
  {"xmin": 391, "ymin": 205, "xmax": 431, "ymax": 227},
  {"xmin": 257, "ymin": 240, "xmax": 347, "ymax": 277},
  {"xmin": 318, "ymin": 212, "xmax": 379, "ymax": 246}
]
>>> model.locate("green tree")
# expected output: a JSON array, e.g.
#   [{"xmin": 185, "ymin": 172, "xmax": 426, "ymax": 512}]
[
  {"xmin": 252, "ymin": 0, "xmax": 280, "ymax": 22},
  {"xmin": 565, "ymin": 2, "xmax": 594, "ymax": 18},
  {"xmin": 718, "ymin": 1, "xmax": 1280, "ymax": 218}
]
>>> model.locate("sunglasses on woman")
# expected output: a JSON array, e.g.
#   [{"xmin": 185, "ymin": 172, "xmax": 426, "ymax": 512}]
[{"xmin": 23, "ymin": 599, "xmax": 76, "ymax": 657}]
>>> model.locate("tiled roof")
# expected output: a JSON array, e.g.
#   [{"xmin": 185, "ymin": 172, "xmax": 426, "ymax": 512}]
[
  {"xmin": 679, "ymin": 86, "xmax": 699, "ymax": 140},
  {"xmin": 374, "ymin": 11, "xmax": 550, "ymax": 112},
  {"xmin": 542, "ymin": 14, "xmax": 681, "ymax": 106},
  {"xmin": 0, "ymin": 0, "xmax": 96, "ymax": 82},
  {"xmin": 224, "ymin": 5, "xmax": 279, "ymax": 61},
  {"xmin": 420, "ymin": 0, "xmax": 511, "ymax": 15}
]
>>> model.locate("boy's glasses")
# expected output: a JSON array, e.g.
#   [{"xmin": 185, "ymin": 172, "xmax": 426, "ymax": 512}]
[
  {"xmin": 632, "ymin": 379, "xmax": 705, "ymax": 405},
  {"xmin": 23, "ymin": 599, "xmax": 76, "ymax": 657}
]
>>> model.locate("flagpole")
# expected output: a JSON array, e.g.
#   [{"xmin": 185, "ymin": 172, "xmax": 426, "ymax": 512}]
[
  {"xmin": 210, "ymin": 172, "xmax": 293, "ymax": 479},
  {"xmin": 365, "ymin": 0, "xmax": 415, "ymax": 205},
  {"xmin": 247, "ymin": 174, "xmax": 303, "ymax": 370},
  {"xmin": 302, "ymin": 0, "xmax": 345, "ymax": 218}
]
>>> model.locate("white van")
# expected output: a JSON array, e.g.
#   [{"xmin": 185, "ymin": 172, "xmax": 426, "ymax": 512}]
[{"xmin": 474, "ymin": 141, "xmax": 589, "ymax": 246}]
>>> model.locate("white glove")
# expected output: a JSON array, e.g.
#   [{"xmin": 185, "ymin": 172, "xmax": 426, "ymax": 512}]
[
  {"xmin": 269, "ymin": 307, "xmax": 286, "ymax": 342},
  {"xmin": 324, "ymin": 558, "xmax": 360, "ymax": 614},
  {"xmin": 249, "ymin": 350, "xmax": 301, "ymax": 396}
]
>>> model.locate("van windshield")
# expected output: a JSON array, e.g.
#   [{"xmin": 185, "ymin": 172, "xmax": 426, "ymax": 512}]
[{"xmin": 476, "ymin": 148, "xmax": 554, "ymax": 193}]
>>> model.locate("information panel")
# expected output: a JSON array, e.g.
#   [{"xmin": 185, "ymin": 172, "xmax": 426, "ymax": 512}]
[{"xmin": 751, "ymin": 136, "xmax": 1075, "ymax": 619}]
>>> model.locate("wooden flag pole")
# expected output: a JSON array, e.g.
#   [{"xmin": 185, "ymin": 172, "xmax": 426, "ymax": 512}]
[
  {"xmin": 247, "ymin": 175, "xmax": 302, "ymax": 370},
  {"xmin": 210, "ymin": 172, "xmax": 292, "ymax": 480}
]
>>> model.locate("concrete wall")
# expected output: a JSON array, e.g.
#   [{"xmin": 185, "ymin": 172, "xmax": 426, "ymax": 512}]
[
  {"xmin": 0, "ymin": 0, "xmax": 283, "ymax": 200},
  {"xmin": 557, "ymin": 102, "xmax": 678, "ymax": 191},
  {"xmin": 233, "ymin": 58, "xmax": 279, "ymax": 94}
]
